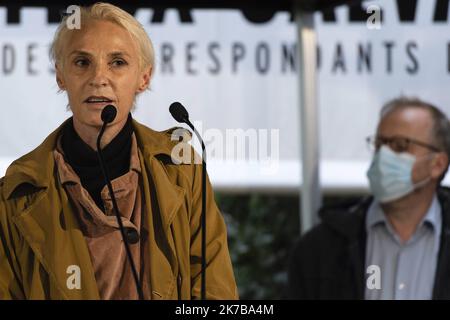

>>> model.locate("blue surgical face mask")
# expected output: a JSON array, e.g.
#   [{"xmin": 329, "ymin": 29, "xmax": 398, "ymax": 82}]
[{"xmin": 367, "ymin": 145, "xmax": 431, "ymax": 203}]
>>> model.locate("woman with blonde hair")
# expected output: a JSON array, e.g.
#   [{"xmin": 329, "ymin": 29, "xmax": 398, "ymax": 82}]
[{"xmin": 0, "ymin": 2, "xmax": 237, "ymax": 300}]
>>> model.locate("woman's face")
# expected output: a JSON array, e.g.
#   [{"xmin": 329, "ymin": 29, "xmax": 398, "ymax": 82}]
[{"xmin": 56, "ymin": 19, "xmax": 151, "ymax": 128}]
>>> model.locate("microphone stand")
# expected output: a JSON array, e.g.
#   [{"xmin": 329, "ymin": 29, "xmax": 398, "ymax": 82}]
[{"xmin": 96, "ymin": 114, "xmax": 144, "ymax": 300}]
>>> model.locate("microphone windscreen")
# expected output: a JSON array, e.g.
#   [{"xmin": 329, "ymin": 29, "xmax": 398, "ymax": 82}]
[
  {"xmin": 101, "ymin": 105, "xmax": 117, "ymax": 123},
  {"xmin": 169, "ymin": 102, "xmax": 189, "ymax": 123}
]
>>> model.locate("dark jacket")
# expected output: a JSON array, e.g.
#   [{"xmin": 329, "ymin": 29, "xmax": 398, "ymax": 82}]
[{"xmin": 287, "ymin": 187, "xmax": 450, "ymax": 300}]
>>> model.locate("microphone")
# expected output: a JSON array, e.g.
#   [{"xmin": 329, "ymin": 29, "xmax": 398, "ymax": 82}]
[
  {"xmin": 169, "ymin": 102, "xmax": 189, "ymax": 124},
  {"xmin": 169, "ymin": 102, "xmax": 207, "ymax": 300},
  {"xmin": 101, "ymin": 104, "xmax": 117, "ymax": 123},
  {"xmin": 96, "ymin": 105, "xmax": 144, "ymax": 300}
]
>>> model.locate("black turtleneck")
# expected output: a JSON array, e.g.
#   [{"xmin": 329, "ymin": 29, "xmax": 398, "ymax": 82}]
[{"xmin": 61, "ymin": 114, "xmax": 133, "ymax": 211}]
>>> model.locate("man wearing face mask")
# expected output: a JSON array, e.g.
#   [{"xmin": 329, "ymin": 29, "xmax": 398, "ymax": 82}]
[{"xmin": 287, "ymin": 97, "xmax": 450, "ymax": 300}]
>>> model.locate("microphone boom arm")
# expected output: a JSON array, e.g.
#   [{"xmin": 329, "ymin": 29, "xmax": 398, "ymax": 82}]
[{"xmin": 96, "ymin": 110, "xmax": 144, "ymax": 300}]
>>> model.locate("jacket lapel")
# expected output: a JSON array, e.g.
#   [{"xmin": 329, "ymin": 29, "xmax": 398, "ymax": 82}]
[
  {"xmin": 138, "ymin": 148, "xmax": 185, "ymax": 299},
  {"xmin": 133, "ymin": 121, "xmax": 187, "ymax": 299},
  {"xmin": 11, "ymin": 180, "xmax": 100, "ymax": 299},
  {"xmin": 346, "ymin": 235, "xmax": 366, "ymax": 299},
  {"xmin": 321, "ymin": 197, "xmax": 370, "ymax": 299},
  {"xmin": 432, "ymin": 188, "xmax": 450, "ymax": 299},
  {"xmin": 347, "ymin": 201, "xmax": 369, "ymax": 300}
]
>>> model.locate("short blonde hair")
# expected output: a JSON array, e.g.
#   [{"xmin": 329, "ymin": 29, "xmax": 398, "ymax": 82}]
[{"xmin": 50, "ymin": 2, "xmax": 154, "ymax": 73}]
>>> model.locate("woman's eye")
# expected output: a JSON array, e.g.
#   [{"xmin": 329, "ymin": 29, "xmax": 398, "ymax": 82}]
[
  {"xmin": 111, "ymin": 59, "xmax": 127, "ymax": 67},
  {"xmin": 74, "ymin": 58, "xmax": 89, "ymax": 67}
]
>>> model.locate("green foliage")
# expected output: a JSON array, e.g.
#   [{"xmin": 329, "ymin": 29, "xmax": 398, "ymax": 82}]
[{"xmin": 216, "ymin": 193, "xmax": 300, "ymax": 300}]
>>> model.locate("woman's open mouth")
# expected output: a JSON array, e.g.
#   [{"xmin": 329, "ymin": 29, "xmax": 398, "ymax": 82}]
[{"xmin": 84, "ymin": 96, "xmax": 114, "ymax": 107}]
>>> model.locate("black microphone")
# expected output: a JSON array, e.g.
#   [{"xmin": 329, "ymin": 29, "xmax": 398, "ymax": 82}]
[
  {"xmin": 96, "ymin": 105, "xmax": 144, "ymax": 300},
  {"xmin": 169, "ymin": 102, "xmax": 189, "ymax": 124},
  {"xmin": 169, "ymin": 102, "xmax": 207, "ymax": 300},
  {"xmin": 101, "ymin": 104, "xmax": 117, "ymax": 123}
]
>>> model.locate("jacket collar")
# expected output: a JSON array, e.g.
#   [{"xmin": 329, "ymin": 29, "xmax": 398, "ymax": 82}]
[
  {"xmin": 319, "ymin": 196, "xmax": 372, "ymax": 241},
  {"xmin": 2, "ymin": 120, "xmax": 67, "ymax": 200}
]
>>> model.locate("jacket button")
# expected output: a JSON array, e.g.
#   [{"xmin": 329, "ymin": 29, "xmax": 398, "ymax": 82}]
[{"xmin": 123, "ymin": 227, "xmax": 139, "ymax": 244}]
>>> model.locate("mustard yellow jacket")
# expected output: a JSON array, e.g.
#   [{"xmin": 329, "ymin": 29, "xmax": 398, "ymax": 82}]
[{"xmin": 0, "ymin": 119, "xmax": 238, "ymax": 300}]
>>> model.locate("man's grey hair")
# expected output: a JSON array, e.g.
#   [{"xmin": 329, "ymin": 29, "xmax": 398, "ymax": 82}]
[{"xmin": 380, "ymin": 96, "xmax": 450, "ymax": 182}]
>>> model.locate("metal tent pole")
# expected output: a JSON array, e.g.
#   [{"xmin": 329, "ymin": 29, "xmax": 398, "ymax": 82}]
[{"xmin": 294, "ymin": 2, "xmax": 322, "ymax": 234}]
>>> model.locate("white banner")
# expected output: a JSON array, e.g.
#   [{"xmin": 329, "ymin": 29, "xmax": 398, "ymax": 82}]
[{"xmin": 0, "ymin": 0, "xmax": 449, "ymax": 193}]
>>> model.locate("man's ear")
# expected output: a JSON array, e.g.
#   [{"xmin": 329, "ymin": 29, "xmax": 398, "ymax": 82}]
[
  {"xmin": 136, "ymin": 66, "xmax": 152, "ymax": 93},
  {"xmin": 55, "ymin": 63, "xmax": 66, "ymax": 90},
  {"xmin": 431, "ymin": 152, "xmax": 449, "ymax": 179}
]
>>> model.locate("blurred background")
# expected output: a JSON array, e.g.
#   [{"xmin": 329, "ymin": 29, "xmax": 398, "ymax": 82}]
[{"xmin": 1, "ymin": 0, "xmax": 450, "ymax": 298}]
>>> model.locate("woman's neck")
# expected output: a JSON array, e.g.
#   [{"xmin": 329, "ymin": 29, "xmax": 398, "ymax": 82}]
[{"xmin": 72, "ymin": 116, "xmax": 129, "ymax": 151}]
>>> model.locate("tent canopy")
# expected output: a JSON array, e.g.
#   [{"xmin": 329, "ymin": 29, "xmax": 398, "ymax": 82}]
[{"xmin": 1, "ymin": 0, "xmax": 361, "ymax": 12}]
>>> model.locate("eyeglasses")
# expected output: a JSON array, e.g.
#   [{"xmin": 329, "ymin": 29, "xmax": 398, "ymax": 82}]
[{"xmin": 366, "ymin": 135, "xmax": 441, "ymax": 153}]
